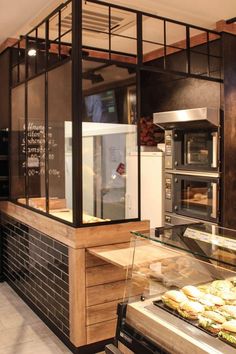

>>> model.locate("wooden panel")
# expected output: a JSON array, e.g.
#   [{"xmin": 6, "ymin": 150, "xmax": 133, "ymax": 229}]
[
  {"xmin": 0, "ymin": 38, "xmax": 17, "ymax": 54},
  {"xmin": 85, "ymin": 252, "xmax": 107, "ymax": 268},
  {"xmin": 86, "ymin": 281, "xmax": 125, "ymax": 307},
  {"xmin": 0, "ymin": 202, "xmax": 76, "ymax": 247},
  {"xmin": 87, "ymin": 319, "xmax": 117, "ymax": 344},
  {"xmin": 86, "ymin": 264, "xmax": 126, "ymax": 287},
  {"xmin": 86, "ymin": 280, "xmax": 143, "ymax": 307},
  {"xmin": 86, "ymin": 299, "xmax": 121, "ymax": 325},
  {"xmin": 75, "ymin": 220, "xmax": 150, "ymax": 248},
  {"xmin": 88, "ymin": 241, "xmax": 180, "ymax": 269},
  {"xmin": 216, "ymin": 20, "xmax": 236, "ymax": 35},
  {"xmin": 126, "ymin": 302, "xmax": 233, "ymax": 354},
  {"xmin": 0, "ymin": 202, "xmax": 149, "ymax": 249},
  {"xmin": 69, "ymin": 248, "xmax": 86, "ymax": 347}
]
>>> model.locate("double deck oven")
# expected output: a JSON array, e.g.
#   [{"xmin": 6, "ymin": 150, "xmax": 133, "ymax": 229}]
[{"xmin": 154, "ymin": 108, "xmax": 220, "ymax": 225}]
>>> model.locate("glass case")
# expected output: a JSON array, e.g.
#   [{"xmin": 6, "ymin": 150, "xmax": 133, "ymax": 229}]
[
  {"xmin": 8, "ymin": 0, "xmax": 223, "ymax": 227},
  {"xmin": 117, "ymin": 223, "xmax": 236, "ymax": 354}
]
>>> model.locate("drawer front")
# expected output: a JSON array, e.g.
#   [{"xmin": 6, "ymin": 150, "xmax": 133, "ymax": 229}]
[{"xmin": 86, "ymin": 264, "xmax": 126, "ymax": 287}]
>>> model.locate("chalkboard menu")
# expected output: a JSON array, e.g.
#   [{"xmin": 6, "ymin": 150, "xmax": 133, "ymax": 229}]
[{"xmin": 20, "ymin": 120, "xmax": 65, "ymax": 199}]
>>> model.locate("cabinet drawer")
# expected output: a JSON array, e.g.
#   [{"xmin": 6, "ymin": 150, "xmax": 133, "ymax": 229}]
[{"xmin": 86, "ymin": 264, "xmax": 126, "ymax": 287}]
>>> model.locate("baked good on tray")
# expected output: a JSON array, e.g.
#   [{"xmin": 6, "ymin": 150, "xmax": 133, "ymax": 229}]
[
  {"xmin": 198, "ymin": 293, "xmax": 225, "ymax": 309},
  {"xmin": 198, "ymin": 311, "xmax": 226, "ymax": 334},
  {"xmin": 181, "ymin": 285, "xmax": 203, "ymax": 301},
  {"xmin": 215, "ymin": 305, "xmax": 236, "ymax": 320},
  {"xmin": 177, "ymin": 300, "xmax": 204, "ymax": 320},
  {"xmin": 219, "ymin": 320, "xmax": 236, "ymax": 345},
  {"xmin": 161, "ymin": 290, "xmax": 187, "ymax": 310}
]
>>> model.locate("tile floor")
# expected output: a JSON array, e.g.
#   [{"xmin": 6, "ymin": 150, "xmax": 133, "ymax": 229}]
[{"xmin": 0, "ymin": 282, "xmax": 104, "ymax": 354}]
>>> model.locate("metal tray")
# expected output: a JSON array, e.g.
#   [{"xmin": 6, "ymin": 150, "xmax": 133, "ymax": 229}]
[
  {"xmin": 219, "ymin": 336, "xmax": 236, "ymax": 349},
  {"xmin": 153, "ymin": 299, "xmax": 218, "ymax": 337}
]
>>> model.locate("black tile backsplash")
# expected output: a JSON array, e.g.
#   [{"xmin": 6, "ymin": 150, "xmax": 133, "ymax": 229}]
[{"xmin": 1, "ymin": 213, "xmax": 70, "ymax": 338}]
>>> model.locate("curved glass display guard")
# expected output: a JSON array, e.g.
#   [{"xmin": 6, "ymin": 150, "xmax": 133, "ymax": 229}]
[
  {"xmin": 125, "ymin": 223, "xmax": 236, "ymax": 303},
  {"xmin": 119, "ymin": 223, "xmax": 236, "ymax": 353}
]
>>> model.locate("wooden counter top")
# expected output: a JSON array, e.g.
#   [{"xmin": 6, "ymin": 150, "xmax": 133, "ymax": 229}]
[
  {"xmin": 87, "ymin": 241, "xmax": 181, "ymax": 268},
  {"xmin": 126, "ymin": 300, "xmax": 233, "ymax": 354},
  {"xmin": 0, "ymin": 201, "xmax": 149, "ymax": 249}
]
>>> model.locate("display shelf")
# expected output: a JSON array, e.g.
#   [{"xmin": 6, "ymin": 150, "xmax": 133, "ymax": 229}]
[
  {"xmin": 87, "ymin": 241, "xmax": 182, "ymax": 269},
  {"xmin": 114, "ymin": 225, "xmax": 236, "ymax": 353},
  {"xmin": 131, "ymin": 223, "xmax": 236, "ymax": 268}
]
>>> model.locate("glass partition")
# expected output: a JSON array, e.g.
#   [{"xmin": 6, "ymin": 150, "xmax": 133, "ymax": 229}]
[
  {"xmin": 27, "ymin": 74, "xmax": 46, "ymax": 211},
  {"xmin": 82, "ymin": 61, "xmax": 138, "ymax": 223},
  {"xmin": 11, "ymin": 84, "xmax": 26, "ymax": 202},
  {"xmin": 48, "ymin": 61, "xmax": 72, "ymax": 222},
  {"xmin": 9, "ymin": 0, "xmax": 223, "ymax": 226}
]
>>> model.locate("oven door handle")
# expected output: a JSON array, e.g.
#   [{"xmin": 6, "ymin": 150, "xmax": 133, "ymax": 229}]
[
  {"xmin": 211, "ymin": 182, "xmax": 218, "ymax": 219},
  {"xmin": 211, "ymin": 132, "xmax": 218, "ymax": 168}
]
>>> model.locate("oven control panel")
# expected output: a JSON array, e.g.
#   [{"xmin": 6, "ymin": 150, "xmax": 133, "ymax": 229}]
[
  {"xmin": 165, "ymin": 173, "xmax": 173, "ymax": 212},
  {"xmin": 165, "ymin": 130, "xmax": 173, "ymax": 169}
]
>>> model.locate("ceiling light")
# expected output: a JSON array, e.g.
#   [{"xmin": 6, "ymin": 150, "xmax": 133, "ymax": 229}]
[{"xmin": 28, "ymin": 48, "xmax": 36, "ymax": 57}]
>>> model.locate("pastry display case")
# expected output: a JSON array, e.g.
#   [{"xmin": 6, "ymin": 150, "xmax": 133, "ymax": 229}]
[{"xmin": 115, "ymin": 223, "xmax": 236, "ymax": 354}]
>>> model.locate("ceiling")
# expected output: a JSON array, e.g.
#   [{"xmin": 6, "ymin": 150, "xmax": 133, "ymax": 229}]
[{"xmin": 0, "ymin": 0, "xmax": 236, "ymax": 46}]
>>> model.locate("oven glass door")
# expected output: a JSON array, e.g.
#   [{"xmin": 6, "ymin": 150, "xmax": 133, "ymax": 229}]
[
  {"xmin": 174, "ymin": 130, "xmax": 218, "ymax": 171},
  {"xmin": 174, "ymin": 175, "xmax": 219, "ymax": 222}
]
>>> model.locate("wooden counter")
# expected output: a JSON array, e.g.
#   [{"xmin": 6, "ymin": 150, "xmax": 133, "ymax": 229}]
[
  {"xmin": 0, "ymin": 201, "xmax": 148, "ymax": 249},
  {"xmin": 0, "ymin": 201, "xmax": 149, "ymax": 351},
  {"xmin": 126, "ymin": 300, "xmax": 234, "ymax": 354}
]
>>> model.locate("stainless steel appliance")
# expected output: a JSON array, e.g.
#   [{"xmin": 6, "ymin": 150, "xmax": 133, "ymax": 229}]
[
  {"xmin": 154, "ymin": 107, "xmax": 220, "ymax": 225},
  {"xmin": 154, "ymin": 108, "xmax": 220, "ymax": 172},
  {"xmin": 165, "ymin": 172, "xmax": 219, "ymax": 223}
]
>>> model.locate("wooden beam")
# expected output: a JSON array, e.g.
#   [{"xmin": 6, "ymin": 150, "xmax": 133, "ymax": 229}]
[
  {"xmin": 69, "ymin": 247, "xmax": 87, "ymax": 346},
  {"xmin": 216, "ymin": 20, "xmax": 236, "ymax": 35},
  {"xmin": 0, "ymin": 38, "xmax": 18, "ymax": 54},
  {"xmin": 143, "ymin": 32, "xmax": 219, "ymax": 63}
]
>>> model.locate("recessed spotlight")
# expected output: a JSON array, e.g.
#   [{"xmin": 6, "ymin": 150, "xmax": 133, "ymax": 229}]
[{"xmin": 28, "ymin": 48, "xmax": 36, "ymax": 57}]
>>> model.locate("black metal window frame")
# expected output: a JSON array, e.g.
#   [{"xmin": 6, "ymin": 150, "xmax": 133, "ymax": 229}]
[{"xmin": 9, "ymin": 0, "xmax": 223, "ymax": 228}]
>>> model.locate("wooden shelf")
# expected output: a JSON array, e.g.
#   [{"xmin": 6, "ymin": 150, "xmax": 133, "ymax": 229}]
[{"xmin": 87, "ymin": 241, "xmax": 182, "ymax": 269}]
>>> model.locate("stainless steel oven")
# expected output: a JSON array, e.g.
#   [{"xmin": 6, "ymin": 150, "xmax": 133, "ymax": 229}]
[
  {"xmin": 154, "ymin": 107, "xmax": 220, "ymax": 173},
  {"xmin": 165, "ymin": 129, "xmax": 218, "ymax": 171},
  {"xmin": 165, "ymin": 172, "xmax": 219, "ymax": 223}
]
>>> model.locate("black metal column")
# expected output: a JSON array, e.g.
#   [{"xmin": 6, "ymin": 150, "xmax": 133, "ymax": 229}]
[{"xmin": 72, "ymin": 0, "xmax": 83, "ymax": 227}]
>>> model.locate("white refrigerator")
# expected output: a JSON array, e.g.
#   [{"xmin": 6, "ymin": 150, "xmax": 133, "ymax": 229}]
[{"xmin": 126, "ymin": 151, "xmax": 164, "ymax": 228}]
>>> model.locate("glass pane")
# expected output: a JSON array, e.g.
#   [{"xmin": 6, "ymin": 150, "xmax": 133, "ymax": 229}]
[
  {"xmin": 49, "ymin": 13, "xmax": 61, "ymax": 67},
  {"xmin": 82, "ymin": 2, "xmax": 109, "ymax": 53},
  {"xmin": 110, "ymin": 8, "xmax": 137, "ymax": 61},
  {"xmin": 19, "ymin": 38, "xmax": 26, "ymax": 83},
  {"xmin": 185, "ymin": 132, "xmax": 209, "ymax": 165},
  {"xmin": 131, "ymin": 224, "xmax": 236, "ymax": 270},
  {"xmin": 82, "ymin": 60, "xmax": 138, "ymax": 223},
  {"xmin": 209, "ymin": 34, "xmax": 221, "ymax": 57},
  {"xmin": 209, "ymin": 56, "xmax": 222, "ymax": 79},
  {"xmin": 166, "ymin": 22, "xmax": 186, "ymax": 49},
  {"xmin": 190, "ymin": 28, "xmax": 208, "ymax": 54},
  {"xmin": 27, "ymin": 75, "xmax": 46, "ymax": 211},
  {"xmin": 142, "ymin": 16, "xmax": 164, "ymax": 45},
  {"xmin": 27, "ymin": 30, "xmax": 37, "ymax": 78},
  {"xmin": 48, "ymin": 61, "xmax": 73, "ymax": 223},
  {"xmin": 36, "ymin": 23, "xmax": 46, "ymax": 73},
  {"xmin": 165, "ymin": 48, "xmax": 187, "ymax": 72},
  {"xmin": 181, "ymin": 180, "xmax": 210, "ymax": 215},
  {"xmin": 142, "ymin": 16, "xmax": 164, "ymax": 66},
  {"xmin": 11, "ymin": 84, "xmax": 26, "ymax": 202},
  {"xmin": 190, "ymin": 51, "xmax": 208, "ymax": 76}
]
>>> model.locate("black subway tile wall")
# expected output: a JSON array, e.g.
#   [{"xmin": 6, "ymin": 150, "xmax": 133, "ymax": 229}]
[{"xmin": 1, "ymin": 213, "xmax": 70, "ymax": 338}]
